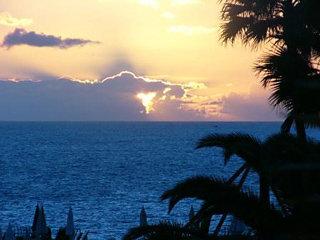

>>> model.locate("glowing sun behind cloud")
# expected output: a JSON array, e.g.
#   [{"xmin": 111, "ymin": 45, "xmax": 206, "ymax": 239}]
[{"xmin": 137, "ymin": 92, "xmax": 157, "ymax": 114}]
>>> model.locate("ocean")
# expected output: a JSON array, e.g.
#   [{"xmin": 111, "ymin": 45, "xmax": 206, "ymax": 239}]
[{"xmin": 0, "ymin": 122, "xmax": 317, "ymax": 239}]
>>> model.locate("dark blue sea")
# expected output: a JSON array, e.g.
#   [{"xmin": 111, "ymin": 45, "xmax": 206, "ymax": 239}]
[{"xmin": 0, "ymin": 122, "xmax": 318, "ymax": 239}]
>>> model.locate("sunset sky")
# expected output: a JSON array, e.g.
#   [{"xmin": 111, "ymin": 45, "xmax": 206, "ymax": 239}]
[{"xmin": 0, "ymin": 0, "xmax": 279, "ymax": 121}]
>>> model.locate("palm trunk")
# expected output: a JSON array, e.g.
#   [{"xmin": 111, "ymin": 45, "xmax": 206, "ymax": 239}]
[
  {"xmin": 259, "ymin": 175, "xmax": 270, "ymax": 240},
  {"xmin": 295, "ymin": 118, "xmax": 306, "ymax": 141},
  {"xmin": 200, "ymin": 217, "xmax": 210, "ymax": 234},
  {"xmin": 259, "ymin": 175, "xmax": 270, "ymax": 207},
  {"xmin": 283, "ymin": 7, "xmax": 307, "ymax": 142}
]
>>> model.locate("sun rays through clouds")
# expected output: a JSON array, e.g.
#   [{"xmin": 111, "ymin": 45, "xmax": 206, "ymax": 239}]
[{"xmin": 0, "ymin": 0, "xmax": 278, "ymax": 121}]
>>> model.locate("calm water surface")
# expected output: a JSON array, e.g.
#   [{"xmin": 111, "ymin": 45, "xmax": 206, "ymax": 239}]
[{"xmin": 0, "ymin": 122, "xmax": 317, "ymax": 239}]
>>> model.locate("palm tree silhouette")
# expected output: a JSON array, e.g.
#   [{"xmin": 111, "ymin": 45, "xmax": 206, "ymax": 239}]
[
  {"xmin": 123, "ymin": 134, "xmax": 320, "ymax": 240},
  {"xmin": 220, "ymin": 0, "xmax": 320, "ymax": 140}
]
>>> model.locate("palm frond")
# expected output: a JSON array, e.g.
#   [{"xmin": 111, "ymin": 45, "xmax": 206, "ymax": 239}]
[
  {"xmin": 301, "ymin": 113, "xmax": 320, "ymax": 128},
  {"xmin": 220, "ymin": 0, "xmax": 282, "ymax": 46},
  {"xmin": 255, "ymin": 46, "xmax": 320, "ymax": 116},
  {"xmin": 196, "ymin": 133, "xmax": 262, "ymax": 171},
  {"xmin": 161, "ymin": 177, "xmax": 234, "ymax": 213},
  {"xmin": 123, "ymin": 222, "xmax": 207, "ymax": 240},
  {"xmin": 124, "ymin": 221, "xmax": 254, "ymax": 240},
  {"xmin": 281, "ymin": 113, "xmax": 294, "ymax": 134},
  {"xmin": 161, "ymin": 176, "xmax": 284, "ymax": 233}
]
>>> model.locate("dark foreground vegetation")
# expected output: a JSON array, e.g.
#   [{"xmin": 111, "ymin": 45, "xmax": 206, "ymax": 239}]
[{"xmin": 124, "ymin": 1, "xmax": 320, "ymax": 239}]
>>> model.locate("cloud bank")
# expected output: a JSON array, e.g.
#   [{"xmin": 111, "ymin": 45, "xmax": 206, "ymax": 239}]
[
  {"xmin": 220, "ymin": 92, "xmax": 279, "ymax": 121},
  {"xmin": 0, "ymin": 71, "xmax": 279, "ymax": 121},
  {"xmin": 201, "ymin": 85, "xmax": 279, "ymax": 121},
  {"xmin": 0, "ymin": 71, "xmax": 207, "ymax": 121},
  {"xmin": 2, "ymin": 28, "xmax": 99, "ymax": 49}
]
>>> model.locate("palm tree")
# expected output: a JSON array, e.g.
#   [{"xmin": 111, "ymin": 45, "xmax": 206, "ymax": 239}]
[
  {"xmin": 123, "ymin": 133, "xmax": 320, "ymax": 240},
  {"xmin": 159, "ymin": 172, "xmax": 320, "ymax": 239},
  {"xmin": 184, "ymin": 133, "xmax": 320, "ymax": 234},
  {"xmin": 193, "ymin": 133, "xmax": 275, "ymax": 236},
  {"xmin": 196, "ymin": 133, "xmax": 320, "ymax": 213},
  {"xmin": 220, "ymin": 0, "xmax": 320, "ymax": 140},
  {"xmin": 125, "ymin": 172, "xmax": 320, "ymax": 239}
]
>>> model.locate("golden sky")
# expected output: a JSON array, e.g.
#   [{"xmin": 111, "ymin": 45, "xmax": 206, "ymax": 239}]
[{"xmin": 0, "ymin": 0, "xmax": 277, "ymax": 121}]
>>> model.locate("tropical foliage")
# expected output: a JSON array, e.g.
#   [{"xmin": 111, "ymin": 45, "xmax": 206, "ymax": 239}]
[
  {"xmin": 220, "ymin": 0, "xmax": 320, "ymax": 139},
  {"xmin": 123, "ymin": 133, "xmax": 320, "ymax": 240}
]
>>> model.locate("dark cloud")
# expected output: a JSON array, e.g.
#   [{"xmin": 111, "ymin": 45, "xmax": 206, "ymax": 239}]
[
  {"xmin": 1, "ymin": 28, "xmax": 99, "ymax": 49},
  {"xmin": 0, "ymin": 70, "xmax": 279, "ymax": 121},
  {"xmin": 0, "ymin": 71, "xmax": 206, "ymax": 121},
  {"xmin": 218, "ymin": 87, "xmax": 280, "ymax": 121}
]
